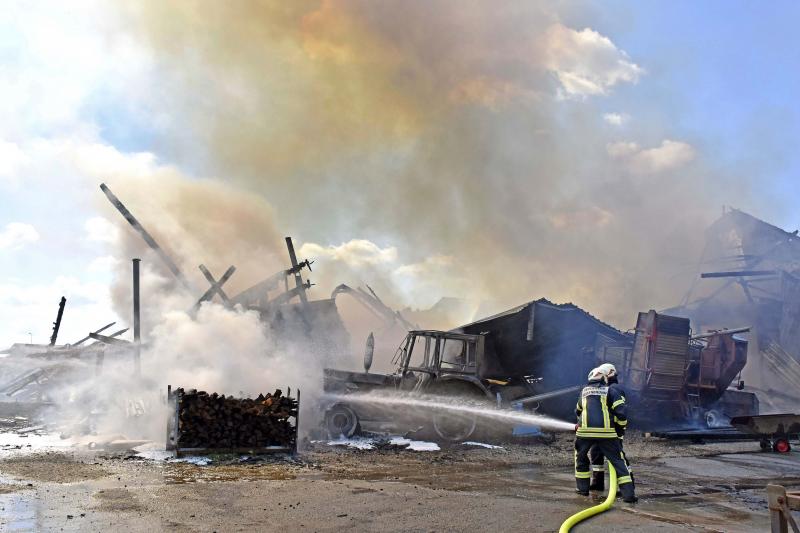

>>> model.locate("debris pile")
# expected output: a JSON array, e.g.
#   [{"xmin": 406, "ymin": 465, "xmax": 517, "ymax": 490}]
[
  {"xmin": 170, "ymin": 388, "xmax": 299, "ymax": 452},
  {"xmin": 666, "ymin": 207, "xmax": 800, "ymax": 411}
]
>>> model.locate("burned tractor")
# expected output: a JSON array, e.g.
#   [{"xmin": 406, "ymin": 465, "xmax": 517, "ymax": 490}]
[
  {"xmin": 324, "ymin": 329, "xmax": 507, "ymax": 441},
  {"xmin": 323, "ymin": 299, "xmax": 758, "ymax": 441},
  {"xmin": 323, "ymin": 299, "xmax": 633, "ymax": 440}
]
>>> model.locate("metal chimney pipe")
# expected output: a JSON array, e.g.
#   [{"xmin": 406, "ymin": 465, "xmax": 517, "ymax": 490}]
[{"xmin": 133, "ymin": 258, "xmax": 141, "ymax": 376}]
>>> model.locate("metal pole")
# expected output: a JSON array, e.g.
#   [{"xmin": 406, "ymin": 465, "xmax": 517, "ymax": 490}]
[{"xmin": 133, "ymin": 258, "xmax": 141, "ymax": 377}]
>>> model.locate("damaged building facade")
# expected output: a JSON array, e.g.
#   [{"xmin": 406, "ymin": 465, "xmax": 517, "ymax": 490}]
[{"xmin": 666, "ymin": 207, "xmax": 800, "ymax": 413}]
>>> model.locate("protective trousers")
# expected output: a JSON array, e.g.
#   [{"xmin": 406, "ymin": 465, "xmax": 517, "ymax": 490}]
[
  {"xmin": 588, "ymin": 438, "xmax": 632, "ymax": 491},
  {"xmin": 575, "ymin": 437, "xmax": 635, "ymax": 500}
]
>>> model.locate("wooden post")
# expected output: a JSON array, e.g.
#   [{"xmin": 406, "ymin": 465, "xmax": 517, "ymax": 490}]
[
  {"xmin": 49, "ymin": 297, "xmax": 66, "ymax": 346},
  {"xmin": 768, "ymin": 484, "xmax": 800, "ymax": 533},
  {"xmin": 285, "ymin": 237, "xmax": 309, "ymax": 306}
]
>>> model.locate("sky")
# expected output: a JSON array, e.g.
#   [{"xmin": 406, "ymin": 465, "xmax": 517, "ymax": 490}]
[
  {"xmin": 592, "ymin": 1, "xmax": 800, "ymax": 221},
  {"xmin": 1, "ymin": 1, "xmax": 799, "ymax": 346}
]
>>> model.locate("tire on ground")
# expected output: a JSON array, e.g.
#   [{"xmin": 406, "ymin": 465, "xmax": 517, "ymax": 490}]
[{"xmin": 325, "ymin": 403, "xmax": 360, "ymax": 438}]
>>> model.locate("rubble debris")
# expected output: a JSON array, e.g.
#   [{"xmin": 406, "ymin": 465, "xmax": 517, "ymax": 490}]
[
  {"xmin": 101, "ymin": 183, "xmax": 351, "ymax": 363},
  {"xmin": 167, "ymin": 387, "xmax": 299, "ymax": 454},
  {"xmin": 666, "ymin": 207, "xmax": 800, "ymax": 411},
  {"xmin": 331, "ymin": 284, "xmax": 418, "ymax": 331}
]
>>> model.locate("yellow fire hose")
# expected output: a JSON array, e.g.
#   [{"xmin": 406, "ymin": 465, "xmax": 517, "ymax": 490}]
[{"xmin": 558, "ymin": 463, "xmax": 617, "ymax": 533}]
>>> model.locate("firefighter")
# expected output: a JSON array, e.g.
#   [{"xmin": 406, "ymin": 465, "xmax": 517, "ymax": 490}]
[
  {"xmin": 574, "ymin": 364, "xmax": 637, "ymax": 503},
  {"xmin": 587, "ymin": 363, "xmax": 633, "ymax": 492}
]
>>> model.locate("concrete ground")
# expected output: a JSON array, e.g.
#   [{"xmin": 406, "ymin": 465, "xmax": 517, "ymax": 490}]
[{"xmin": 0, "ymin": 433, "xmax": 797, "ymax": 532}]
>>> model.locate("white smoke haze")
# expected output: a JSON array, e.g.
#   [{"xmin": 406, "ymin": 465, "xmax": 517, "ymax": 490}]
[
  {"xmin": 147, "ymin": 303, "xmax": 318, "ymax": 398},
  {"xmin": 102, "ymin": 0, "xmax": 767, "ymax": 329},
  {"xmin": 37, "ymin": 299, "xmax": 327, "ymax": 444}
]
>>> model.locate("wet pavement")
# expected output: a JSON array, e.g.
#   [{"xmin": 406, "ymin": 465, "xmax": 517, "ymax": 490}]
[{"xmin": 0, "ymin": 434, "xmax": 796, "ymax": 531}]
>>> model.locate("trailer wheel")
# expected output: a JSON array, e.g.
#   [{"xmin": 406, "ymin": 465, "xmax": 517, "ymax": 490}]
[
  {"xmin": 773, "ymin": 438, "xmax": 791, "ymax": 453},
  {"xmin": 760, "ymin": 438, "xmax": 770, "ymax": 451},
  {"xmin": 325, "ymin": 404, "xmax": 360, "ymax": 438}
]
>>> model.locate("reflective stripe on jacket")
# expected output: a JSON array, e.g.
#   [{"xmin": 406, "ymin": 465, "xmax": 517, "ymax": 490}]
[{"xmin": 575, "ymin": 380, "xmax": 627, "ymax": 438}]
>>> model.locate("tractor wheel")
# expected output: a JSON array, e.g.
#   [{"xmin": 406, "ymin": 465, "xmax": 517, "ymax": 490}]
[
  {"xmin": 432, "ymin": 409, "xmax": 478, "ymax": 442},
  {"xmin": 773, "ymin": 438, "xmax": 792, "ymax": 453},
  {"xmin": 760, "ymin": 438, "xmax": 771, "ymax": 451},
  {"xmin": 425, "ymin": 382, "xmax": 491, "ymax": 442},
  {"xmin": 325, "ymin": 404, "xmax": 360, "ymax": 438}
]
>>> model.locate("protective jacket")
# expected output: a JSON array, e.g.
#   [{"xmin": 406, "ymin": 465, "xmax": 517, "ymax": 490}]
[{"xmin": 575, "ymin": 379, "xmax": 627, "ymax": 438}]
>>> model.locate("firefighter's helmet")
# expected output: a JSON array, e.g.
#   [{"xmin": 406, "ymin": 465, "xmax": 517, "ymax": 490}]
[{"xmin": 587, "ymin": 363, "xmax": 617, "ymax": 383}]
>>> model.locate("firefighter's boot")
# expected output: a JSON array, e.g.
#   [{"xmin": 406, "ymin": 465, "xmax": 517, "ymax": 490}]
[
  {"xmin": 589, "ymin": 470, "xmax": 605, "ymax": 492},
  {"xmin": 619, "ymin": 480, "xmax": 637, "ymax": 503}
]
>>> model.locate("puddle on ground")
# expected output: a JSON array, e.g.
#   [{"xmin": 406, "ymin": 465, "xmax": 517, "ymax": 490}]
[
  {"xmin": 163, "ymin": 463, "xmax": 298, "ymax": 484},
  {"xmin": 0, "ymin": 492, "xmax": 39, "ymax": 532}
]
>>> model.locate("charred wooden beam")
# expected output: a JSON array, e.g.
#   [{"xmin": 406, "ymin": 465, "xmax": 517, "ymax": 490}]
[
  {"xmin": 0, "ymin": 368, "xmax": 46, "ymax": 396},
  {"xmin": 269, "ymin": 280, "xmax": 313, "ymax": 306},
  {"xmin": 193, "ymin": 265, "xmax": 236, "ymax": 310},
  {"xmin": 285, "ymin": 237, "xmax": 309, "ymax": 307},
  {"xmin": 49, "ymin": 296, "xmax": 66, "ymax": 346},
  {"xmin": 107, "ymin": 327, "xmax": 129, "ymax": 338},
  {"xmin": 230, "ymin": 260, "xmax": 313, "ymax": 308},
  {"xmin": 100, "ymin": 183, "xmax": 192, "ymax": 291},
  {"xmin": 700, "ymin": 270, "xmax": 778, "ymax": 278},
  {"xmin": 71, "ymin": 322, "xmax": 116, "ymax": 346},
  {"xmin": 89, "ymin": 332, "xmax": 132, "ymax": 346}
]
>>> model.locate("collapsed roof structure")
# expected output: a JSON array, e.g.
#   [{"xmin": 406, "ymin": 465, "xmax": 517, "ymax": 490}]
[
  {"xmin": 99, "ymin": 182, "xmax": 351, "ymax": 364},
  {"xmin": 665, "ymin": 207, "xmax": 800, "ymax": 411}
]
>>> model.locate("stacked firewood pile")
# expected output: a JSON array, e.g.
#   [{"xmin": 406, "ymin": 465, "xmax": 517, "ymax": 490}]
[{"xmin": 175, "ymin": 388, "xmax": 298, "ymax": 449}]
